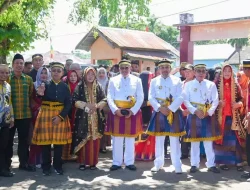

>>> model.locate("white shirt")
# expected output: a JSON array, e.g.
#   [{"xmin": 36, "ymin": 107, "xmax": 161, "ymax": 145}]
[
  {"xmin": 183, "ymin": 79, "xmax": 219, "ymax": 116},
  {"xmin": 107, "ymin": 74, "xmax": 144, "ymax": 115},
  {"xmin": 149, "ymin": 75, "xmax": 183, "ymax": 112}
]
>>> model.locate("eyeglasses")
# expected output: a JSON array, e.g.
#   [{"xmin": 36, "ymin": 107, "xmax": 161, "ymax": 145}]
[
  {"xmin": 195, "ymin": 69, "xmax": 206, "ymax": 74},
  {"xmin": 120, "ymin": 67, "xmax": 129, "ymax": 70},
  {"xmin": 51, "ymin": 69, "xmax": 62, "ymax": 73}
]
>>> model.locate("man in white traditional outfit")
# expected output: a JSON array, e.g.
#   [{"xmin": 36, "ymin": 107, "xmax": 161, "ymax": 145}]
[
  {"xmin": 147, "ymin": 59, "xmax": 185, "ymax": 174},
  {"xmin": 183, "ymin": 63, "xmax": 221, "ymax": 173},
  {"xmin": 106, "ymin": 58, "xmax": 144, "ymax": 171}
]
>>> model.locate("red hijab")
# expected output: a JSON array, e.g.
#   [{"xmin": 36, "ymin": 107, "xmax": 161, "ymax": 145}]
[{"xmin": 67, "ymin": 70, "xmax": 79, "ymax": 95}]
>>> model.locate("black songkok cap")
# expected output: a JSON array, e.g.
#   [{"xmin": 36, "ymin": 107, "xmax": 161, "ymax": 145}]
[
  {"xmin": 32, "ymin": 54, "xmax": 43, "ymax": 60},
  {"xmin": 12, "ymin": 53, "xmax": 24, "ymax": 62}
]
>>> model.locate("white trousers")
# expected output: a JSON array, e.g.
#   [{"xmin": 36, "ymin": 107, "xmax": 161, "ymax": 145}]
[
  {"xmin": 112, "ymin": 136, "xmax": 135, "ymax": 166},
  {"xmin": 154, "ymin": 136, "xmax": 182, "ymax": 170},
  {"xmin": 191, "ymin": 141, "xmax": 215, "ymax": 168}
]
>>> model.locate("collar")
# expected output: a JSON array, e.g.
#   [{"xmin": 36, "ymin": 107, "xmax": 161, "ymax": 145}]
[
  {"xmin": 160, "ymin": 75, "xmax": 170, "ymax": 80},
  {"xmin": 194, "ymin": 78, "xmax": 205, "ymax": 84},
  {"xmin": 11, "ymin": 72, "xmax": 25, "ymax": 79},
  {"xmin": 52, "ymin": 80, "xmax": 61, "ymax": 85}
]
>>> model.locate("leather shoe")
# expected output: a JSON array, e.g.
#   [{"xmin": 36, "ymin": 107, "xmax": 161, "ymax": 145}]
[
  {"xmin": 190, "ymin": 166, "xmax": 198, "ymax": 173},
  {"xmin": 43, "ymin": 170, "xmax": 51, "ymax": 176},
  {"xmin": 0, "ymin": 170, "xmax": 14, "ymax": 177},
  {"xmin": 126, "ymin": 165, "xmax": 136, "ymax": 171},
  {"xmin": 180, "ymin": 155, "xmax": 188, "ymax": 159},
  {"xmin": 208, "ymin": 166, "xmax": 220, "ymax": 173},
  {"xmin": 110, "ymin": 165, "xmax": 121, "ymax": 171},
  {"xmin": 19, "ymin": 164, "xmax": 36, "ymax": 172},
  {"xmin": 55, "ymin": 169, "xmax": 63, "ymax": 175},
  {"xmin": 241, "ymin": 172, "xmax": 250, "ymax": 179}
]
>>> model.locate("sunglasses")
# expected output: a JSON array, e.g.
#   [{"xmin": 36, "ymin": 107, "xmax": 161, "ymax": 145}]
[
  {"xmin": 51, "ymin": 69, "xmax": 62, "ymax": 73},
  {"xmin": 120, "ymin": 67, "xmax": 129, "ymax": 70},
  {"xmin": 195, "ymin": 69, "xmax": 206, "ymax": 74}
]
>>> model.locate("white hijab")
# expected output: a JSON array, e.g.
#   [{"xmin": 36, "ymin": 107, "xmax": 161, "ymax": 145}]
[{"xmin": 97, "ymin": 67, "xmax": 109, "ymax": 91}]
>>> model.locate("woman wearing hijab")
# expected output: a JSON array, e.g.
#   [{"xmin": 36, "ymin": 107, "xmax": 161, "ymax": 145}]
[
  {"xmin": 214, "ymin": 64, "xmax": 245, "ymax": 171},
  {"xmin": 62, "ymin": 70, "xmax": 80, "ymax": 161},
  {"xmin": 72, "ymin": 67, "xmax": 106, "ymax": 170},
  {"xmin": 237, "ymin": 71, "xmax": 249, "ymax": 114},
  {"xmin": 28, "ymin": 67, "xmax": 51, "ymax": 170},
  {"xmin": 97, "ymin": 67, "xmax": 111, "ymax": 153}
]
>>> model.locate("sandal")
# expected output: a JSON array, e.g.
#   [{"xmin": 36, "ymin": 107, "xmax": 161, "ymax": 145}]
[
  {"xmin": 90, "ymin": 165, "xmax": 97, "ymax": 170},
  {"xmin": 79, "ymin": 165, "xmax": 86, "ymax": 171},
  {"xmin": 219, "ymin": 165, "xmax": 229, "ymax": 171},
  {"xmin": 237, "ymin": 166, "xmax": 244, "ymax": 172}
]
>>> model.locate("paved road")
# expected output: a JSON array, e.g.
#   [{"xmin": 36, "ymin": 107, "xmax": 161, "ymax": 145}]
[{"xmin": 1, "ymin": 148, "xmax": 250, "ymax": 190}]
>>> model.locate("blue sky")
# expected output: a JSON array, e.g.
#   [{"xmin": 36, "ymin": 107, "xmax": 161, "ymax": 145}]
[{"xmin": 23, "ymin": 0, "xmax": 250, "ymax": 56}]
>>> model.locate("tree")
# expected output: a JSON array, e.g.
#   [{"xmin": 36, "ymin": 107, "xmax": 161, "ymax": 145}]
[
  {"xmin": 0, "ymin": 0, "xmax": 21, "ymax": 15},
  {"xmin": 0, "ymin": 0, "xmax": 55, "ymax": 64},
  {"xmin": 69, "ymin": 0, "xmax": 151, "ymax": 27},
  {"xmin": 228, "ymin": 38, "xmax": 249, "ymax": 64},
  {"xmin": 195, "ymin": 39, "xmax": 227, "ymax": 45}
]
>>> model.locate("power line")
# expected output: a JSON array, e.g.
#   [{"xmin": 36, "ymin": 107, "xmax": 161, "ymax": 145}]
[
  {"xmin": 156, "ymin": 0, "xmax": 231, "ymax": 19},
  {"xmin": 50, "ymin": 31, "xmax": 88, "ymax": 38}
]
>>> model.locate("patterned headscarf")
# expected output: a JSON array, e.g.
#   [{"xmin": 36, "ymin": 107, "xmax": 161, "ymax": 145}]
[{"xmin": 34, "ymin": 67, "xmax": 51, "ymax": 88}]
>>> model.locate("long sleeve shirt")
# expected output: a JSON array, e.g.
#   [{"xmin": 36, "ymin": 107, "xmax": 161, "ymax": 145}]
[
  {"xmin": 149, "ymin": 75, "xmax": 183, "ymax": 112},
  {"xmin": 183, "ymin": 79, "xmax": 219, "ymax": 116},
  {"xmin": 0, "ymin": 82, "xmax": 14, "ymax": 127},
  {"xmin": 42, "ymin": 80, "xmax": 72, "ymax": 119},
  {"xmin": 107, "ymin": 74, "xmax": 144, "ymax": 115},
  {"xmin": 8, "ymin": 73, "xmax": 33, "ymax": 119}
]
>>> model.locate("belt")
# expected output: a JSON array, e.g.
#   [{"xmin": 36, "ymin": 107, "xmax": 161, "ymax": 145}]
[
  {"xmin": 114, "ymin": 100, "xmax": 135, "ymax": 109},
  {"xmin": 156, "ymin": 98, "xmax": 173, "ymax": 125},
  {"xmin": 191, "ymin": 102, "xmax": 211, "ymax": 113},
  {"xmin": 41, "ymin": 101, "xmax": 64, "ymax": 110}
]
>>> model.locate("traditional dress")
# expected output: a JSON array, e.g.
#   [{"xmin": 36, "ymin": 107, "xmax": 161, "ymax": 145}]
[
  {"xmin": 62, "ymin": 70, "xmax": 79, "ymax": 161},
  {"xmin": 106, "ymin": 65, "xmax": 144, "ymax": 168},
  {"xmin": 28, "ymin": 67, "xmax": 51, "ymax": 168},
  {"xmin": 135, "ymin": 71, "xmax": 155, "ymax": 161},
  {"xmin": 32, "ymin": 62, "xmax": 72, "ymax": 173},
  {"xmin": 147, "ymin": 60, "xmax": 185, "ymax": 173},
  {"xmin": 183, "ymin": 64, "xmax": 221, "ymax": 170},
  {"xmin": 72, "ymin": 67, "xmax": 106, "ymax": 167}
]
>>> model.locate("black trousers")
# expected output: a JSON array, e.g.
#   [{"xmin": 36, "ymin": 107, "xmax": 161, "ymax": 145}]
[
  {"xmin": 246, "ymin": 133, "xmax": 250, "ymax": 166},
  {"xmin": 0, "ymin": 127, "xmax": 9, "ymax": 171},
  {"xmin": 181, "ymin": 136, "xmax": 190, "ymax": 156},
  {"xmin": 6, "ymin": 118, "xmax": 31, "ymax": 168},
  {"xmin": 42, "ymin": 145, "xmax": 63, "ymax": 171}
]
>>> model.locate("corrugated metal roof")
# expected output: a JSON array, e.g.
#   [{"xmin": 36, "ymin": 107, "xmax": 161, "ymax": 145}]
[
  {"xmin": 75, "ymin": 26, "xmax": 179, "ymax": 57},
  {"xmin": 227, "ymin": 46, "xmax": 250, "ymax": 64},
  {"xmin": 194, "ymin": 44, "xmax": 235, "ymax": 60},
  {"xmin": 124, "ymin": 49, "xmax": 174, "ymax": 61}
]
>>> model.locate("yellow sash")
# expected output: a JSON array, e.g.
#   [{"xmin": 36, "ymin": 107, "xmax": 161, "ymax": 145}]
[
  {"xmin": 191, "ymin": 102, "xmax": 211, "ymax": 114},
  {"xmin": 41, "ymin": 101, "xmax": 64, "ymax": 110},
  {"xmin": 156, "ymin": 98, "xmax": 173, "ymax": 125}
]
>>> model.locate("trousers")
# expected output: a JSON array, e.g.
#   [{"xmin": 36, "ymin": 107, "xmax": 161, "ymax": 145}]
[
  {"xmin": 112, "ymin": 136, "xmax": 135, "ymax": 166},
  {"xmin": 154, "ymin": 136, "xmax": 182, "ymax": 170},
  {"xmin": 42, "ymin": 145, "xmax": 62, "ymax": 171},
  {"xmin": 6, "ymin": 119, "xmax": 31, "ymax": 168},
  {"xmin": 0, "ymin": 127, "xmax": 9, "ymax": 171},
  {"xmin": 191, "ymin": 141, "xmax": 215, "ymax": 168}
]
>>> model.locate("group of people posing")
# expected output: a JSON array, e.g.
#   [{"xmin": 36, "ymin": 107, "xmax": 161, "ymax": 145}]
[{"xmin": 1, "ymin": 52, "xmax": 250, "ymax": 181}]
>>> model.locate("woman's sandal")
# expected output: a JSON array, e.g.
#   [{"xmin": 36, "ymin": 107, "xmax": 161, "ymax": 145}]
[
  {"xmin": 219, "ymin": 165, "xmax": 229, "ymax": 171},
  {"xmin": 237, "ymin": 166, "xmax": 244, "ymax": 172},
  {"xmin": 79, "ymin": 165, "xmax": 86, "ymax": 171}
]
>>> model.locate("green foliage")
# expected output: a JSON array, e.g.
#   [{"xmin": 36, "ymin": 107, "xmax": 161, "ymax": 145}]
[
  {"xmin": 0, "ymin": 0, "xmax": 55, "ymax": 63},
  {"xmin": 97, "ymin": 60, "xmax": 112, "ymax": 66},
  {"xmin": 227, "ymin": 38, "xmax": 249, "ymax": 50},
  {"xmin": 195, "ymin": 39, "xmax": 228, "ymax": 45},
  {"xmin": 69, "ymin": 0, "xmax": 151, "ymax": 27}
]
